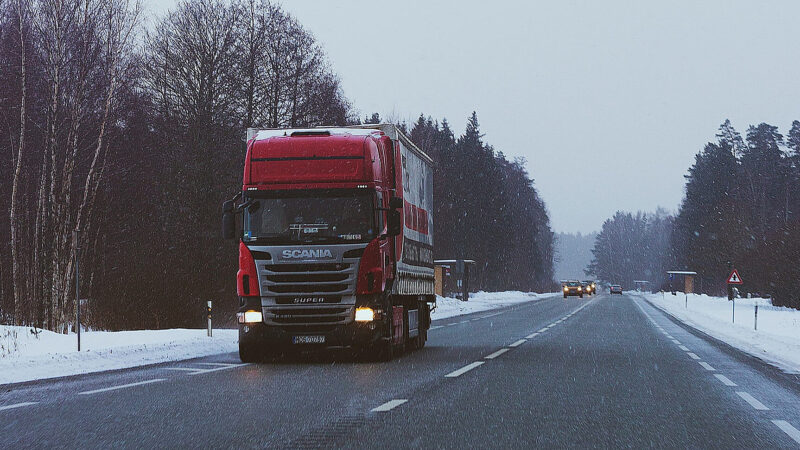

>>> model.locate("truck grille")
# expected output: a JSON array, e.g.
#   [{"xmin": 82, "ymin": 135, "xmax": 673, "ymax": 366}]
[
  {"xmin": 258, "ymin": 258, "xmax": 359, "ymax": 327},
  {"xmin": 262, "ymin": 263, "xmax": 354, "ymax": 296}
]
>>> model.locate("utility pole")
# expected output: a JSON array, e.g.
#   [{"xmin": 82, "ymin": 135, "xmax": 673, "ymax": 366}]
[{"xmin": 74, "ymin": 229, "xmax": 81, "ymax": 351}]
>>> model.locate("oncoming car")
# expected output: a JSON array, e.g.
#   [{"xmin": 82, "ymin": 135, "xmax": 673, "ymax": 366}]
[
  {"xmin": 582, "ymin": 280, "xmax": 596, "ymax": 296},
  {"xmin": 610, "ymin": 284, "xmax": 623, "ymax": 295},
  {"xmin": 563, "ymin": 280, "xmax": 584, "ymax": 298}
]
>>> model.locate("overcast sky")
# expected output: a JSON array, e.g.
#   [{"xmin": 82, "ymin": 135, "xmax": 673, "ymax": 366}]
[{"xmin": 149, "ymin": 0, "xmax": 800, "ymax": 234}]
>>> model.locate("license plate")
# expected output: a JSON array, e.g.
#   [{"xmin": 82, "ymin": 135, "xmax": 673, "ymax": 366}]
[{"xmin": 292, "ymin": 335, "xmax": 326, "ymax": 344}]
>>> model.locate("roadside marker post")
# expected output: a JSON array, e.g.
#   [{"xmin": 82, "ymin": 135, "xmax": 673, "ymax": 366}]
[
  {"xmin": 754, "ymin": 305, "xmax": 758, "ymax": 331},
  {"xmin": 207, "ymin": 301, "xmax": 212, "ymax": 337}
]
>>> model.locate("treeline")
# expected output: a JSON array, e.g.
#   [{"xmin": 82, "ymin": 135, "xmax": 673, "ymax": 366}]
[
  {"xmin": 408, "ymin": 113, "xmax": 555, "ymax": 292},
  {"xmin": 587, "ymin": 210, "xmax": 673, "ymax": 289},
  {"xmin": 1, "ymin": 0, "xmax": 555, "ymax": 331},
  {"xmin": 671, "ymin": 120, "xmax": 800, "ymax": 307},
  {"xmin": 588, "ymin": 120, "xmax": 800, "ymax": 308},
  {"xmin": 0, "ymin": 0, "xmax": 352, "ymax": 331}
]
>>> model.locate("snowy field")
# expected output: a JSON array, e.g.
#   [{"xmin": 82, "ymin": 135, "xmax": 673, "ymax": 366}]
[
  {"xmin": 433, "ymin": 291, "xmax": 557, "ymax": 320},
  {"xmin": 639, "ymin": 292, "xmax": 800, "ymax": 372},
  {"xmin": 0, "ymin": 327, "xmax": 238, "ymax": 385},
  {"xmin": 0, "ymin": 291, "xmax": 552, "ymax": 385}
]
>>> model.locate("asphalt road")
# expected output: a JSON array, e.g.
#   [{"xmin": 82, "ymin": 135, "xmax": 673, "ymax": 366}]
[{"xmin": 3, "ymin": 293, "xmax": 800, "ymax": 448}]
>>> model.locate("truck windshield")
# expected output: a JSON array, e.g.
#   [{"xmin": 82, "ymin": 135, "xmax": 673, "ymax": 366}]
[{"xmin": 242, "ymin": 191, "xmax": 375, "ymax": 244}]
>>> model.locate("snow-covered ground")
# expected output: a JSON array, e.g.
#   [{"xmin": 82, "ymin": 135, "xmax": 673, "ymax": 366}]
[
  {"xmin": 639, "ymin": 292, "xmax": 800, "ymax": 372},
  {"xmin": 0, "ymin": 327, "xmax": 238, "ymax": 385},
  {"xmin": 0, "ymin": 291, "xmax": 553, "ymax": 385},
  {"xmin": 433, "ymin": 291, "xmax": 557, "ymax": 320}
]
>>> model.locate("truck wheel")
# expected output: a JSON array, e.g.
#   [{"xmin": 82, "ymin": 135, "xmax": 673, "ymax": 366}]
[
  {"xmin": 369, "ymin": 338, "xmax": 394, "ymax": 362},
  {"xmin": 564, "ymin": 294, "xmax": 568, "ymax": 299},
  {"xmin": 579, "ymin": 294, "xmax": 583, "ymax": 298},
  {"xmin": 239, "ymin": 342, "xmax": 261, "ymax": 363}
]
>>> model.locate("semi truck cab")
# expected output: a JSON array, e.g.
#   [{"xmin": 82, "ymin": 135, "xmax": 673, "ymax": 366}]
[{"xmin": 223, "ymin": 125, "xmax": 435, "ymax": 361}]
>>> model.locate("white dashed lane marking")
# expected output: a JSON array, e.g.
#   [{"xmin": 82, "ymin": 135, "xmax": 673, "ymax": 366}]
[
  {"xmin": 537, "ymin": 328, "xmax": 548, "ymax": 333},
  {"xmin": 485, "ymin": 348, "xmax": 509, "ymax": 360},
  {"xmin": 773, "ymin": 420, "xmax": 800, "ymax": 445},
  {"xmin": 371, "ymin": 399, "xmax": 408, "ymax": 412},
  {"xmin": 687, "ymin": 352, "xmax": 701, "ymax": 360},
  {"xmin": 0, "ymin": 402, "xmax": 37, "ymax": 412},
  {"xmin": 445, "ymin": 362, "xmax": 484, "ymax": 378},
  {"xmin": 736, "ymin": 392, "xmax": 769, "ymax": 411},
  {"xmin": 429, "ymin": 325, "xmax": 443, "ymax": 330},
  {"xmin": 698, "ymin": 362, "xmax": 715, "ymax": 371},
  {"xmin": 526, "ymin": 332, "xmax": 539, "ymax": 339},
  {"xmin": 79, "ymin": 379, "xmax": 166, "ymax": 395},
  {"xmin": 678, "ymin": 345, "xmax": 690, "ymax": 351},
  {"xmin": 509, "ymin": 339, "xmax": 526, "ymax": 348},
  {"xmin": 714, "ymin": 374, "xmax": 737, "ymax": 386}
]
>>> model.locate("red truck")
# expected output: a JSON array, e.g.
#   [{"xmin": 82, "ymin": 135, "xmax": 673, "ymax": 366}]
[{"xmin": 223, "ymin": 124, "xmax": 435, "ymax": 361}]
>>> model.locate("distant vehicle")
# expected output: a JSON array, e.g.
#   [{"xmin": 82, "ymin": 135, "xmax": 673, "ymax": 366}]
[
  {"xmin": 610, "ymin": 285, "xmax": 623, "ymax": 295},
  {"xmin": 563, "ymin": 280, "xmax": 583, "ymax": 298},
  {"xmin": 582, "ymin": 280, "xmax": 596, "ymax": 295}
]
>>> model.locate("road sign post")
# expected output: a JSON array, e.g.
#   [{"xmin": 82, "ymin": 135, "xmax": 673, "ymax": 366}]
[
  {"xmin": 74, "ymin": 229, "xmax": 81, "ymax": 352},
  {"xmin": 726, "ymin": 268, "xmax": 743, "ymax": 323}
]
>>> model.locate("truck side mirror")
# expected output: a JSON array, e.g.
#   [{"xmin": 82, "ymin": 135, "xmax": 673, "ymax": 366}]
[
  {"xmin": 222, "ymin": 200, "xmax": 236, "ymax": 240},
  {"xmin": 387, "ymin": 210, "xmax": 402, "ymax": 236},
  {"xmin": 389, "ymin": 196, "xmax": 403, "ymax": 210}
]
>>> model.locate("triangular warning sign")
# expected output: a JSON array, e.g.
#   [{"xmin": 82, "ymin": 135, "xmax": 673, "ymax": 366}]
[{"xmin": 727, "ymin": 269, "xmax": 743, "ymax": 284}]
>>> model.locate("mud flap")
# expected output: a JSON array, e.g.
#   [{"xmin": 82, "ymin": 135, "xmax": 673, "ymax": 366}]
[{"xmin": 392, "ymin": 306, "xmax": 404, "ymax": 345}]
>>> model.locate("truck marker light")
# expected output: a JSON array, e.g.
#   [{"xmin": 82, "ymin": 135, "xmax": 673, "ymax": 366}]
[
  {"xmin": 238, "ymin": 310, "xmax": 263, "ymax": 324},
  {"xmin": 355, "ymin": 307, "xmax": 375, "ymax": 322}
]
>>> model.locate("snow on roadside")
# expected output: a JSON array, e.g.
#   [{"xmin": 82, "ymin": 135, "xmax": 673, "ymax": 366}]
[
  {"xmin": 0, "ymin": 290, "xmax": 554, "ymax": 386},
  {"xmin": 433, "ymin": 291, "xmax": 557, "ymax": 320},
  {"xmin": 0, "ymin": 327, "xmax": 238, "ymax": 386},
  {"xmin": 638, "ymin": 292, "xmax": 800, "ymax": 372}
]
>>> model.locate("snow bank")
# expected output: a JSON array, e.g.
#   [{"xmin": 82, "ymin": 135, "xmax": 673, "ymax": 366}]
[
  {"xmin": 640, "ymin": 292, "xmax": 800, "ymax": 372},
  {"xmin": 0, "ymin": 290, "xmax": 554, "ymax": 385},
  {"xmin": 433, "ymin": 291, "xmax": 556, "ymax": 320},
  {"xmin": 0, "ymin": 327, "xmax": 238, "ymax": 385}
]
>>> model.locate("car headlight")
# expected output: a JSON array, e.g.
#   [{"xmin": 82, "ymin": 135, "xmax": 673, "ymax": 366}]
[
  {"xmin": 577, "ymin": 287, "xmax": 582, "ymax": 291},
  {"xmin": 355, "ymin": 307, "xmax": 375, "ymax": 322},
  {"xmin": 563, "ymin": 287, "xmax": 569, "ymax": 291}
]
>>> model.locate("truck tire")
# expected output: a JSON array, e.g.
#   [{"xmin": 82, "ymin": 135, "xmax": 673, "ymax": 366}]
[
  {"xmin": 369, "ymin": 338, "xmax": 394, "ymax": 362},
  {"xmin": 564, "ymin": 294, "xmax": 568, "ymax": 299},
  {"xmin": 579, "ymin": 293, "xmax": 583, "ymax": 298},
  {"xmin": 239, "ymin": 341, "xmax": 261, "ymax": 363}
]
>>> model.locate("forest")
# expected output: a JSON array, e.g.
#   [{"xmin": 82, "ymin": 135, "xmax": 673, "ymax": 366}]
[
  {"xmin": 0, "ymin": 0, "xmax": 554, "ymax": 331},
  {"xmin": 588, "ymin": 120, "xmax": 800, "ymax": 308}
]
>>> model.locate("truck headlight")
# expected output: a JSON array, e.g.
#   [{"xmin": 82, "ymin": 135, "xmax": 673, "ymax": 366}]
[
  {"xmin": 355, "ymin": 307, "xmax": 375, "ymax": 322},
  {"xmin": 238, "ymin": 310, "xmax": 263, "ymax": 324}
]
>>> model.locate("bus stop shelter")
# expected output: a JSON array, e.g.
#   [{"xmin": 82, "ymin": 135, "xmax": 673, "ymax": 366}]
[
  {"xmin": 667, "ymin": 271, "xmax": 697, "ymax": 294},
  {"xmin": 434, "ymin": 259, "xmax": 475, "ymax": 301}
]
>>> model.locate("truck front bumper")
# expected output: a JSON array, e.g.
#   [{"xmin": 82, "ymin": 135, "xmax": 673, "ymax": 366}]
[{"xmin": 239, "ymin": 321, "xmax": 384, "ymax": 351}]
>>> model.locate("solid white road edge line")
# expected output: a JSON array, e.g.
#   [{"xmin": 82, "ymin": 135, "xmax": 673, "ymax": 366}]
[
  {"xmin": 445, "ymin": 361, "xmax": 485, "ymax": 378},
  {"xmin": 699, "ymin": 362, "xmax": 715, "ymax": 371},
  {"xmin": 714, "ymin": 374, "xmax": 737, "ymax": 386},
  {"xmin": 526, "ymin": 332, "xmax": 540, "ymax": 339},
  {"xmin": 371, "ymin": 399, "xmax": 408, "ymax": 412},
  {"xmin": 537, "ymin": 328, "xmax": 548, "ymax": 333},
  {"xmin": 0, "ymin": 402, "xmax": 38, "ymax": 412},
  {"xmin": 509, "ymin": 339, "xmax": 526, "ymax": 348},
  {"xmin": 485, "ymin": 348, "xmax": 510, "ymax": 359},
  {"xmin": 773, "ymin": 420, "xmax": 800, "ymax": 445},
  {"xmin": 736, "ymin": 391, "xmax": 769, "ymax": 410},
  {"xmin": 429, "ymin": 325, "xmax": 443, "ymax": 330},
  {"xmin": 79, "ymin": 379, "xmax": 166, "ymax": 395}
]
